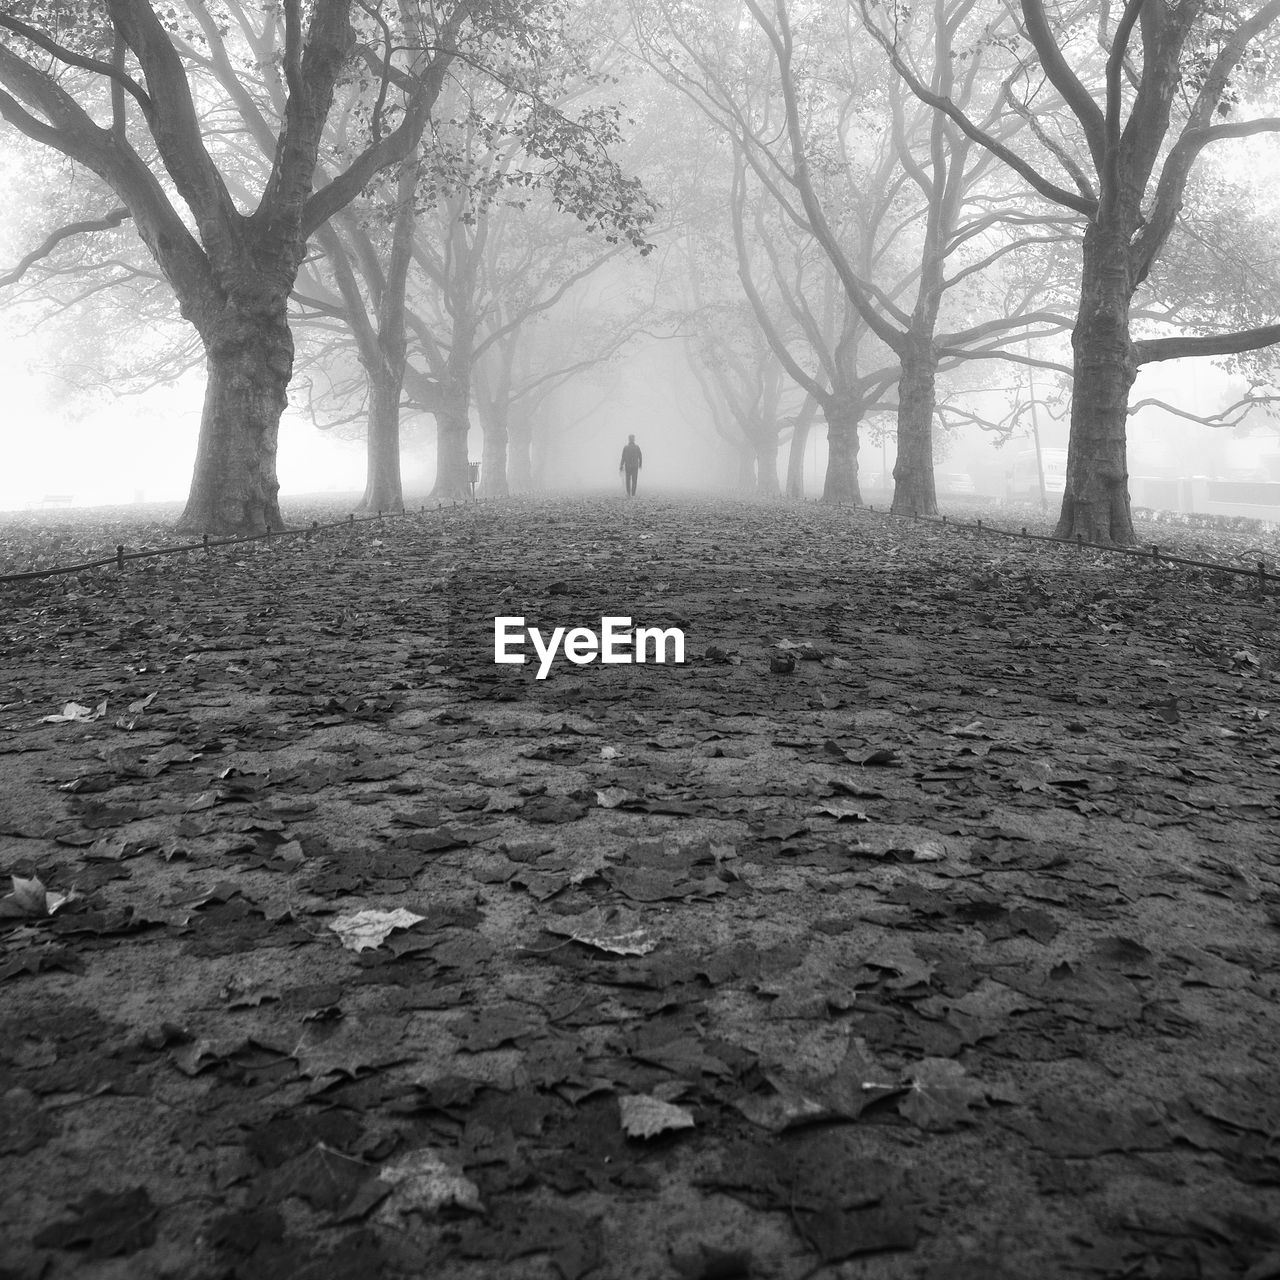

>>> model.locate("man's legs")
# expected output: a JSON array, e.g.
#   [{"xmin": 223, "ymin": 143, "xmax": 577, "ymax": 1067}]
[{"xmin": 625, "ymin": 467, "xmax": 638, "ymax": 496}]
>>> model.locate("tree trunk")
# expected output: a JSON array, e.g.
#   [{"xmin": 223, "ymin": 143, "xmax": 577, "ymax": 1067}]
[
  {"xmin": 785, "ymin": 415, "xmax": 810, "ymax": 498},
  {"xmin": 736, "ymin": 447, "xmax": 756, "ymax": 490},
  {"xmin": 821, "ymin": 395, "xmax": 862, "ymax": 503},
  {"xmin": 360, "ymin": 364, "xmax": 405, "ymax": 513},
  {"xmin": 479, "ymin": 408, "xmax": 509, "ymax": 499},
  {"xmin": 430, "ymin": 386, "xmax": 472, "ymax": 500},
  {"xmin": 358, "ymin": 154, "xmax": 418, "ymax": 516},
  {"xmin": 178, "ymin": 303, "xmax": 291, "ymax": 534},
  {"xmin": 508, "ymin": 417, "xmax": 533, "ymax": 492},
  {"xmin": 1055, "ymin": 223, "xmax": 1138, "ymax": 546},
  {"xmin": 755, "ymin": 427, "xmax": 781, "ymax": 496},
  {"xmin": 890, "ymin": 337, "xmax": 937, "ymax": 517}
]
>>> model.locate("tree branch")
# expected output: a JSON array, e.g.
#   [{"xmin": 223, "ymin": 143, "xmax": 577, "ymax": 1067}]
[
  {"xmin": 1135, "ymin": 323, "xmax": 1280, "ymax": 364},
  {"xmin": 857, "ymin": 0, "xmax": 1096, "ymax": 215},
  {"xmin": 302, "ymin": 2, "xmax": 469, "ymax": 236},
  {"xmin": 0, "ymin": 53, "xmax": 214, "ymax": 308},
  {"xmin": 1018, "ymin": 0, "xmax": 1106, "ymax": 170},
  {"xmin": 103, "ymin": 0, "xmax": 252, "ymax": 279},
  {"xmin": 1192, "ymin": 115, "xmax": 1280, "ymax": 145},
  {"xmin": 748, "ymin": 0, "xmax": 906, "ymax": 352},
  {"xmin": 0, "ymin": 12, "xmax": 152, "ymax": 114},
  {"xmin": 0, "ymin": 208, "xmax": 132, "ymax": 289},
  {"xmin": 1000, "ymin": 81, "xmax": 1096, "ymax": 203},
  {"xmin": 1131, "ymin": 0, "xmax": 1280, "ymax": 280},
  {"xmin": 1128, "ymin": 393, "xmax": 1280, "ymax": 427}
]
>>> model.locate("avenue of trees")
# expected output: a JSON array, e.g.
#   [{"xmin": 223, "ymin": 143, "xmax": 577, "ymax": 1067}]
[{"xmin": 2, "ymin": 0, "xmax": 1279, "ymax": 544}]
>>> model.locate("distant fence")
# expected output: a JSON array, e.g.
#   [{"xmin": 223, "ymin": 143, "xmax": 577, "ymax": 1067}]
[
  {"xmin": 1129, "ymin": 476, "xmax": 1280, "ymax": 524},
  {"xmin": 0, "ymin": 505, "xmax": 467, "ymax": 585},
  {"xmin": 863, "ymin": 503, "xmax": 1277, "ymax": 592}
]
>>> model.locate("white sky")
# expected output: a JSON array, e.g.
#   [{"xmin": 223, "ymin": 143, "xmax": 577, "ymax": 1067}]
[{"xmin": 0, "ymin": 336, "xmax": 370, "ymax": 512}]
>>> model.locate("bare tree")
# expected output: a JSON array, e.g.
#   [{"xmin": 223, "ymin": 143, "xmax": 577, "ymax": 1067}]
[
  {"xmin": 633, "ymin": 0, "xmax": 1078, "ymax": 512},
  {"xmin": 865, "ymin": 0, "xmax": 1280, "ymax": 543},
  {"xmin": 0, "ymin": 1, "xmax": 465, "ymax": 532}
]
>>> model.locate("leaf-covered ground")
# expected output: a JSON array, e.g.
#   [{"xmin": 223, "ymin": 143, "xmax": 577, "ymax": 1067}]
[{"xmin": 2, "ymin": 495, "xmax": 1279, "ymax": 1280}]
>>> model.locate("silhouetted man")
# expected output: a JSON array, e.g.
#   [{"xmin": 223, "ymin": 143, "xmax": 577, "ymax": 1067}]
[{"xmin": 620, "ymin": 434, "xmax": 642, "ymax": 496}]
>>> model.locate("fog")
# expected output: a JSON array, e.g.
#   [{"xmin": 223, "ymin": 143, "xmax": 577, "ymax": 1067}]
[
  {"xmin": 0, "ymin": 1, "xmax": 1278, "ymax": 538},
  {"xmin": 2, "ymin": 320, "xmax": 1271, "ymax": 515}
]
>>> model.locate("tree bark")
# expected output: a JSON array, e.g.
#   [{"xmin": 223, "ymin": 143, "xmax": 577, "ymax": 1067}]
[
  {"xmin": 821, "ymin": 395, "xmax": 862, "ymax": 504},
  {"xmin": 785, "ymin": 414, "xmax": 810, "ymax": 498},
  {"xmin": 1054, "ymin": 222, "xmax": 1137, "ymax": 545},
  {"xmin": 178, "ymin": 301, "xmax": 291, "ymax": 533},
  {"xmin": 736, "ymin": 447, "xmax": 756, "ymax": 490},
  {"xmin": 431, "ymin": 384, "xmax": 473, "ymax": 500},
  {"xmin": 356, "ymin": 153, "xmax": 419, "ymax": 515},
  {"xmin": 479, "ymin": 407, "xmax": 509, "ymax": 498},
  {"xmin": 361, "ymin": 364, "xmax": 405, "ymax": 513},
  {"xmin": 755, "ymin": 426, "xmax": 781, "ymax": 496},
  {"xmin": 890, "ymin": 337, "xmax": 938, "ymax": 517}
]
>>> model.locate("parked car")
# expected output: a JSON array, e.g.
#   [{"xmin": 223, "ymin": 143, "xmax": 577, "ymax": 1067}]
[
  {"xmin": 1006, "ymin": 449, "xmax": 1067, "ymax": 501},
  {"xmin": 936, "ymin": 471, "xmax": 977, "ymax": 495}
]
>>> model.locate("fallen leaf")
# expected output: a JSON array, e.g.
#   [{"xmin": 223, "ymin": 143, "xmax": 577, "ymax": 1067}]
[
  {"xmin": 328, "ymin": 908, "xmax": 426, "ymax": 952},
  {"xmin": 734, "ymin": 1087, "xmax": 837, "ymax": 1132},
  {"xmin": 265, "ymin": 1142, "xmax": 372, "ymax": 1211},
  {"xmin": 944, "ymin": 720, "xmax": 988, "ymax": 737},
  {"xmin": 619, "ymin": 1094, "xmax": 696, "ymax": 1139},
  {"xmin": 0, "ymin": 1086, "xmax": 55, "ymax": 1155},
  {"xmin": 815, "ymin": 800, "xmax": 871, "ymax": 822},
  {"xmin": 797, "ymin": 1203, "xmax": 919, "ymax": 1261},
  {"xmin": 40, "ymin": 700, "xmax": 108, "ymax": 724},
  {"xmin": 670, "ymin": 1243, "xmax": 754, "ymax": 1280},
  {"xmin": 544, "ymin": 907, "xmax": 658, "ymax": 956},
  {"xmin": 377, "ymin": 1147, "xmax": 483, "ymax": 1216},
  {"xmin": 6, "ymin": 874, "xmax": 48, "ymax": 916},
  {"xmin": 595, "ymin": 786, "xmax": 634, "ymax": 809},
  {"xmin": 33, "ymin": 1186, "xmax": 158, "ymax": 1257},
  {"xmin": 898, "ymin": 1059, "xmax": 987, "ymax": 1131}
]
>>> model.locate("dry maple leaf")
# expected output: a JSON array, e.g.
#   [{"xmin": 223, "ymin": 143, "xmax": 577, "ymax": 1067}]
[
  {"xmin": 619, "ymin": 1095, "xmax": 696, "ymax": 1139},
  {"xmin": 40, "ymin": 700, "xmax": 108, "ymax": 724},
  {"xmin": 5, "ymin": 874, "xmax": 47, "ymax": 916},
  {"xmin": 544, "ymin": 907, "xmax": 658, "ymax": 956},
  {"xmin": 328, "ymin": 908, "xmax": 426, "ymax": 952},
  {"xmin": 377, "ymin": 1147, "xmax": 483, "ymax": 1215}
]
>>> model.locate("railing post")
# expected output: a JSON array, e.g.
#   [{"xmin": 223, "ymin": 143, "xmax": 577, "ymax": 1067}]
[{"xmin": 116, "ymin": 544, "xmax": 125, "ymax": 570}]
